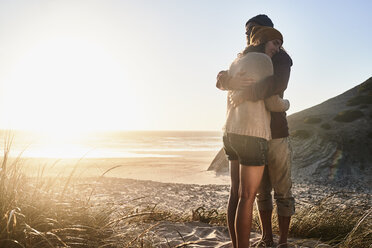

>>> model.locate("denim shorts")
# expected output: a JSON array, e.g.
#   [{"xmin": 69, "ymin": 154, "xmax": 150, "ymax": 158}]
[{"xmin": 223, "ymin": 132, "xmax": 268, "ymax": 166}]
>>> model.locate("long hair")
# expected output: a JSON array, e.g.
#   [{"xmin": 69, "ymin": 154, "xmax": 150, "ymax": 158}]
[{"xmin": 238, "ymin": 43, "xmax": 265, "ymax": 58}]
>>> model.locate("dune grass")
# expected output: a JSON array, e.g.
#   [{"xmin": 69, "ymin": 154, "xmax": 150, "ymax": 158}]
[
  {"xmin": 0, "ymin": 132, "xmax": 122, "ymax": 247},
  {"xmin": 0, "ymin": 132, "xmax": 190, "ymax": 248},
  {"xmin": 290, "ymin": 194, "xmax": 371, "ymax": 248},
  {"xmin": 1, "ymin": 132, "xmax": 371, "ymax": 247},
  {"xmin": 186, "ymin": 196, "xmax": 371, "ymax": 248}
]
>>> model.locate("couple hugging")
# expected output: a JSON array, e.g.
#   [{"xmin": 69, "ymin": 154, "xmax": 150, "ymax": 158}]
[{"xmin": 217, "ymin": 14, "xmax": 295, "ymax": 248}]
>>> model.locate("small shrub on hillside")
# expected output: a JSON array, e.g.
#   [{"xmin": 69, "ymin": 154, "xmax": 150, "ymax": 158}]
[
  {"xmin": 334, "ymin": 110, "xmax": 364, "ymax": 122},
  {"xmin": 368, "ymin": 132, "xmax": 372, "ymax": 139},
  {"xmin": 290, "ymin": 130, "xmax": 311, "ymax": 139},
  {"xmin": 303, "ymin": 117, "xmax": 322, "ymax": 124},
  {"xmin": 346, "ymin": 95, "xmax": 372, "ymax": 106},
  {"xmin": 359, "ymin": 104, "xmax": 368, "ymax": 109},
  {"xmin": 320, "ymin": 123, "xmax": 331, "ymax": 130},
  {"xmin": 358, "ymin": 77, "xmax": 372, "ymax": 93}
]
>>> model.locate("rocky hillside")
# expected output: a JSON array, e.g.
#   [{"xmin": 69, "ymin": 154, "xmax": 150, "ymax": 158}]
[
  {"xmin": 288, "ymin": 77, "xmax": 372, "ymax": 185},
  {"xmin": 209, "ymin": 77, "xmax": 372, "ymax": 186}
]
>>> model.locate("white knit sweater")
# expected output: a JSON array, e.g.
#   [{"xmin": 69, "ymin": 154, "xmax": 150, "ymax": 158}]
[{"xmin": 223, "ymin": 52, "xmax": 290, "ymax": 140}]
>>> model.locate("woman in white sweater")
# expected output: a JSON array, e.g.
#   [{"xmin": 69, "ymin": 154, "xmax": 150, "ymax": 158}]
[{"xmin": 223, "ymin": 26, "xmax": 289, "ymax": 248}]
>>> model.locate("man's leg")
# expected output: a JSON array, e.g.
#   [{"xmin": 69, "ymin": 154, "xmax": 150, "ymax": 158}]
[
  {"xmin": 268, "ymin": 138, "xmax": 295, "ymax": 247},
  {"xmin": 227, "ymin": 160, "xmax": 240, "ymax": 248},
  {"xmin": 258, "ymin": 210, "xmax": 274, "ymax": 245},
  {"xmin": 278, "ymin": 215, "xmax": 291, "ymax": 246},
  {"xmin": 256, "ymin": 165, "xmax": 274, "ymax": 246}
]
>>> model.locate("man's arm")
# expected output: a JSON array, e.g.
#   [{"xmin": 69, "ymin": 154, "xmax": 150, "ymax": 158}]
[
  {"xmin": 216, "ymin": 70, "xmax": 256, "ymax": 91},
  {"xmin": 216, "ymin": 70, "xmax": 231, "ymax": 90},
  {"xmin": 230, "ymin": 51, "xmax": 292, "ymax": 104},
  {"xmin": 245, "ymin": 62, "xmax": 291, "ymax": 100}
]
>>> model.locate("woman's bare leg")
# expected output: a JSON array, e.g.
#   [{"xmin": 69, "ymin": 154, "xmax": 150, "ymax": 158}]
[
  {"xmin": 227, "ymin": 160, "xmax": 240, "ymax": 248},
  {"xmin": 235, "ymin": 165, "xmax": 265, "ymax": 248}
]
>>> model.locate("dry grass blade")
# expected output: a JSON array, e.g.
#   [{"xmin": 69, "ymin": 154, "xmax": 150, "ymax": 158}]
[
  {"xmin": 52, "ymin": 225, "xmax": 100, "ymax": 233},
  {"xmin": 0, "ymin": 239, "xmax": 26, "ymax": 248},
  {"xmin": 86, "ymin": 164, "xmax": 125, "ymax": 205},
  {"xmin": 105, "ymin": 212, "xmax": 155, "ymax": 227},
  {"xmin": 175, "ymin": 229, "xmax": 186, "ymax": 243},
  {"xmin": 45, "ymin": 231, "xmax": 69, "ymax": 247},
  {"xmin": 346, "ymin": 208, "xmax": 371, "ymax": 238},
  {"xmin": 125, "ymin": 222, "xmax": 160, "ymax": 248},
  {"xmin": 164, "ymin": 236, "xmax": 171, "ymax": 248},
  {"xmin": 60, "ymin": 149, "xmax": 96, "ymax": 201},
  {"xmin": 60, "ymin": 156, "xmax": 86, "ymax": 200},
  {"xmin": 173, "ymin": 240, "xmax": 203, "ymax": 248},
  {"xmin": 100, "ymin": 165, "xmax": 125, "ymax": 178},
  {"xmin": 24, "ymin": 224, "xmax": 55, "ymax": 248},
  {"xmin": 1, "ymin": 130, "xmax": 14, "ymax": 179},
  {"xmin": 6, "ymin": 209, "xmax": 17, "ymax": 233},
  {"xmin": 340, "ymin": 208, "xmax": 372, "ymax": 247}
]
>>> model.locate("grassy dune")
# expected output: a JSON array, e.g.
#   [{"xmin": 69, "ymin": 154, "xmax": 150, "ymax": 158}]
[
  {"xmin": 0, "ymin": 134, "xmax": 114, "ymax": 247},
  {"xmin": 1, "ymin": 133, "xmax": 371, "ymax": 247}
]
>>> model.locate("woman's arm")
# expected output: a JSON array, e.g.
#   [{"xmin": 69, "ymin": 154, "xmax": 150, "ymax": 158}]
[{"xmin": 264, "ymin": 95, "xmax": 290, "ymax": 112}]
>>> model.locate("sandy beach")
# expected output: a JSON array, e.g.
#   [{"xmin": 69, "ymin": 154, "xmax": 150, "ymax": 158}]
[
  {"xmin": 19, "ymin": 150, "xmax": 230, "ymax": 185},
  {"xmin": 9, "ymin": 147, "xmax": 370, "ymax": 247},
  {"xmin": 61, "ymin": 175, "xmax": 369, "ymax": 248}
]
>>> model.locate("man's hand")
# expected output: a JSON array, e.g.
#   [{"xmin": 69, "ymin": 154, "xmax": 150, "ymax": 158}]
[
  {"xmin": 217, "ymin": 70, "xmax": 229, "ymax": 81},
  {"xmin": 229, "ymin": 91, "xmax": 247, "ymax": 108},
  {"xmin": 217, "ymin": 70, "xmax": 255, "ymax": 90},
  {"xmin": 216, "ymin": 70, "xmax": 230, "ymax": 90},
  {"xmin": 229, "ymin": 75, "xmax": 255, "ymax": 90}
]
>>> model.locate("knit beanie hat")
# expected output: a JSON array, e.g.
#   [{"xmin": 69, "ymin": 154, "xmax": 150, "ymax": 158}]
[
  {"xmin": 246, "ymin": 14, "xmax": 274, "ymax": 27},
  {"xmin": 249, "ymin": 26, "xmax": 283, "ymax": 46}
]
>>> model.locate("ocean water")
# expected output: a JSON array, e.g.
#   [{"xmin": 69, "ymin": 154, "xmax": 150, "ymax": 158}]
[{"xmin": 2, "ymin": 130, "xmax": 223, "ymax": 159}]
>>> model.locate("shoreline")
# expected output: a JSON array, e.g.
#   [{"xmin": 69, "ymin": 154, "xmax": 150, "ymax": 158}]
[{"xmin": 14, "ymin": 152, "xmax": 231, "ymax": 185}]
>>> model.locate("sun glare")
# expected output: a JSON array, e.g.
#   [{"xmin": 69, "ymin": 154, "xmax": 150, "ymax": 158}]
[{"xmin": 3, "ymin": 37, "xmax": 140, "ymax": 132}]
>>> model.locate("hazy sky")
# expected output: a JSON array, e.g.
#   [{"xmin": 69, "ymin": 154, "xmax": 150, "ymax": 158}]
[{"xmin": 0, "ymin": 0, "xmax": 371, "ymax": 132}]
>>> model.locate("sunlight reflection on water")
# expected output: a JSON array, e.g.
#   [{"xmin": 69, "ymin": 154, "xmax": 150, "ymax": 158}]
[{"xmin": 3, "ymin": 130, "xmax": 222, "ymax": 159}]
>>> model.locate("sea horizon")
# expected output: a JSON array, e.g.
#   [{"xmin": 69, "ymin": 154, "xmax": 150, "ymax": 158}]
[{"xmin": 0, "ymin": 129, "xmax": 223, "ymax": 159}]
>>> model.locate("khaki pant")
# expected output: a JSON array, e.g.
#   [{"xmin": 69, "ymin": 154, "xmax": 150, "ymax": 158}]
[{"xmin": 256, "ymin": 137, "xmax": 295, "ymax": 216}]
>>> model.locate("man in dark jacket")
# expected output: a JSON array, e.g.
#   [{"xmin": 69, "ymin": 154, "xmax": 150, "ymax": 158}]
[{"xmin": 217, "ymin": 14, "xmax": 295, "ymax": 247}]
